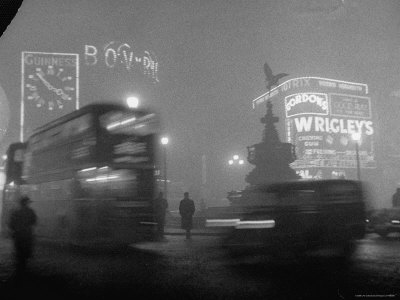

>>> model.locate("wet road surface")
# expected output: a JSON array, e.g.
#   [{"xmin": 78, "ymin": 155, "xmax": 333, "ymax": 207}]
[{"xmin": 0, "ymin": 233, "xmax": 400, "ymax": 299}]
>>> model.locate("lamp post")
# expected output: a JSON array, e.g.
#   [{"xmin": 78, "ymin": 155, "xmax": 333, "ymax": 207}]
[
  {"xmin": 351, "ymin": 132, "xmax": 361, "ymax": 181},
  {"xmin": 228, "ymin": 154, "xmax": 245, "ymax": 189},
  {"xmin": 161, "ymin": 136, "xmax": 169, "ymax": 198}
]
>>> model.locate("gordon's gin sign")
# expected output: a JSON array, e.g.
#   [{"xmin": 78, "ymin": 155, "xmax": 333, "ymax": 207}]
[{"xmin": 285, "ymin": 93, "xmax": 328, "ymax": 117}]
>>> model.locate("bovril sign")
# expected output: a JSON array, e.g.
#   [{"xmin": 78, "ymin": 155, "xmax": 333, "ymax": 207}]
[{"xmin": 285, "ymin": 93, "xmax": 329, "ymax": 117}]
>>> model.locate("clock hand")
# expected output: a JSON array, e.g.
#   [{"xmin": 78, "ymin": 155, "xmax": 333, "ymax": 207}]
[
  {"xmin": 36, "ymin": 73, "xmax": 55, "ymax": 91},
  {"xmin": 37, "ymin": 73, "xmax": 70, "ymax": 99},
  {"xmin": 55, "ymin": 88, "xmax": 70, "ymax": 100}
]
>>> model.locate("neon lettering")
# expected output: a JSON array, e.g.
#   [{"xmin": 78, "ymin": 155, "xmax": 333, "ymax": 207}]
[
  {"xmin": 315, "ymin": 117, "xmax": 324, "ymax": 132},
  {"xmin": 347, "ymin": 120, "xmax": 355, "ymax": 134},
  {"xmin": 339, "ymin": 119, "xmax": 347, "ymax": 133},
  {"xmin": 105, "ymin": 47, "xmax": 117, "ymax": 68},
  {"xmin": 285, "ymin": 93, "xmax": 328, "ymax": 112},
  {"xmin": 294, "ymin": 117, "xmax": 313, "ymax": 132},
  {"xmin": 84, "ymin": 42, "xmax": 159, "ymax": 82},
  {"xmin": 24, "ymin": 54, "xmax": 76, "ymax": 67},
  {"xmin": 330, "ymin": 119, "xmax": 339, "ymax": 133},
  {"xmin": 84, "ymin": 45, "xmax": 98, "ymax": 66},
  {"xmin": 294, "ymin": 117, "xmax": 374, "ymax": 136},
  {"xmin": 365, "ymin": 121, "xmax": 374, "ymax": 135}
]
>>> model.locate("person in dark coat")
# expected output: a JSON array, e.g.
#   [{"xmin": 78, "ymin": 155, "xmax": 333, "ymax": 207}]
[
  {"xmin": 154, "ymin": 191, "xmax": 168, "ymax": 239},
  {"xmin": 179, "ymin": 192, "xmax": 195, "ymax": 240},
  {"xmin": 393, "ymin": 188, "xmax": 400, "ymax": 208},
  {"xmin": 8, "ymin": 195, "xmax": 37, "ymax": 275}
]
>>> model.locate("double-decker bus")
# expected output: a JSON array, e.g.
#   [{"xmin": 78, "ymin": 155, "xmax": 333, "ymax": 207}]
[{"xmin": 1, "ymin": 103, "xmax": 160, "ymax": 246}]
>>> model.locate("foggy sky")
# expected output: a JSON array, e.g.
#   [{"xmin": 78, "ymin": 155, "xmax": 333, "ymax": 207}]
[{"xmin": 1, "ymin": 0, "xmax": 400, "ymax": 205}]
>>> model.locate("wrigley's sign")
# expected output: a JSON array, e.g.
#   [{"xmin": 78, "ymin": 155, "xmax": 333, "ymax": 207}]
[{"xmin": 252, "ymin": 76, "xmax": 375, "ymax": 177}]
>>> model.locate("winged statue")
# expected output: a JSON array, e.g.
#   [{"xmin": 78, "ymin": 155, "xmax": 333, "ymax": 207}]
[{"xmin": 263, "ymin": 62, "xmax": 289, "ymax": 91}]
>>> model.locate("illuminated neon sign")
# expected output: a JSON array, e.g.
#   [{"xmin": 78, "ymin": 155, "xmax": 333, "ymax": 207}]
[
  {"xmin": 253, "ymin": 77, "xmax": 368, "ymax": 108},
  {"xmin": 285, "ymin": 93, "xmax": 329, "ymax": 117},
  {"xmin": 20, "ymin": 51, "xmax": 80, "ymax": 142},
  {"xmin": 252, "ymin": 77, "xmax": 375, "ymax": 180},
  {"xmin": 84, "ymin": 41, "xmax": 159, "ymax": 83},
  {"xmin": 293, "ymin": 116, "xmax": 374, "ymax": 135}
]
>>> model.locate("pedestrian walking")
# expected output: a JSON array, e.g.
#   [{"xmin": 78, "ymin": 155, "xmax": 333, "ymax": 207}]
[
  {"xmin": 8, "ymin": 195, "xmax": 37, "ymax": 276},
  {"xmin": 154, "ymin": 191, "xmax": 168, "ymax": 239},
  {"xmin": 393, "ymin": 188, "xmax": 400, "ymax": 207},
  {"xmin": 179, "ymin": 192, "xmax": 195, "ymax": 240}
]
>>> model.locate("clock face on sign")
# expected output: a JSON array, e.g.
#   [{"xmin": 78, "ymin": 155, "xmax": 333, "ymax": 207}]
[
  {"xmin": 22, "ymin": 52, "xmax": 79, "ymax": 111},
  {"xmin": 25, "ymin": 66, "xmax": 75, "ymax": 110}
]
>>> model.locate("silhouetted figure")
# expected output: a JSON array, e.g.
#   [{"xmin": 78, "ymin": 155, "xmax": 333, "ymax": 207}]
[
  {"xmin": 179, "ymin": 192, "xmax": 195, "ymax": 240},
  {"xmin": 393, "ymin": 188, "xmax": 400, "ymax": 208},
  {"xmin": 8, "ymin": 195, "xmax": 37, "ymax": 276},
  {"xmin": 154, "ymin": 192, "xmax": 168, "ymax": 239}
]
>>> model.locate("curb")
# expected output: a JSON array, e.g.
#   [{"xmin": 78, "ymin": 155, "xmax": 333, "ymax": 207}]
[
  {"xmin": 164, "ymin": 231, "xmax": 223, "ymax": 237},
  {"xmin": 164, "ymin": 228, "xmax": 224, "ymax": 236}
]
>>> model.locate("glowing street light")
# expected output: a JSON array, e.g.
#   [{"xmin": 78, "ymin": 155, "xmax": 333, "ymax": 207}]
[
  {"xmin": 126, "ymin": 96, "xmax": 139, "ymax": 109},
  {"xmin": 161, "ymin": 137, "xmax": 169, "ymax": 145},
  {"xmin": 161, "ymin": 136, "xmax": 169, "ymax": 198},
  {"xmin": 228, "ymin": 155, "xmax": 245, "ymax": 166},
  {"xmin": 227, "ymin": 154, "xmax": 246, "ymax": 190},
  {"xmin": 351, "ymin": 132, "xmax": 361, "ymax": 181}
]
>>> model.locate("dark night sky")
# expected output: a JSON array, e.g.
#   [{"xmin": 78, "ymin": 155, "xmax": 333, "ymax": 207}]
[{"xmin": 1, "ymin": 0, "xmax": 400, "ymax": 206}]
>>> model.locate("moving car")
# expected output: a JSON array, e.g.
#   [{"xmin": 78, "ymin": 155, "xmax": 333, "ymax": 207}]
[
  {"xmin": 366, "ymin": 208, "xmax": 400, "ymax": 237},
  {"xmin": 206, "ymin": 179, "xmax": 366, "ymax": 260}
]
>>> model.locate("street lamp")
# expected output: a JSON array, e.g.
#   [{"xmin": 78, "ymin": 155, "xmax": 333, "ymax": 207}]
[
  {"xmin": 228, "ymin": 154, "xmax": 245, "ymax": 166},
  {"xmin": 227, "ymin": 154, "xmax": 245, "ymax": 190},
  {"xmin": 228, "ymin": 154, "xmax": 244, "ymax": 166},
  {"xmin": 161, "ymin": 136, "xmax": 169, "ymax": 198},
  {"xmin": 126, "ymin": 96, "xmax": 139, "ymax": 109},
  {"xmin": 351, "ymin": 132, "xmax": 361, "ymax": 181}
]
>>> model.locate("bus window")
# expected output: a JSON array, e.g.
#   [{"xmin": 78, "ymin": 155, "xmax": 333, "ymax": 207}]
[
  {"xmin": 4, "ymin": 143, "xmax": 27, "ymax": 184},
  {"xmin": 100, "ymin": 111, "xmax": 158, "ymax": 136},
  {"xmin": 69, "ymin": 113, "xmax": 92, "ymax": 136}
]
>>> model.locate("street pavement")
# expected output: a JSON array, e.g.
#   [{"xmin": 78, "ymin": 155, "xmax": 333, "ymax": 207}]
[{"xmin": 1, "ymin": 229, "xmax": 400, "ymax": 299}]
